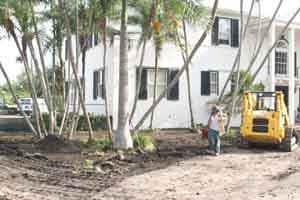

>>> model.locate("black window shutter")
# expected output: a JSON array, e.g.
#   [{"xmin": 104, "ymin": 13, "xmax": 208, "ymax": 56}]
[
  {"xmin": 231, "ymin": 19, "xmax": 239, "ymax": 47},
  {"xmin": 65, "ymin": 39, "xmax": 69, "ymax": 60},
  {"xmin": 138, "ymin": 68, "xmax": 148, "ymax": 100},
  {"xmin": 89, "ymin": 34, "xmax": 93, "ymax": 48},
  {"xmin": 65, "ymin": 81, "xmax": 69, "ymax": 99},
  {"xmin": 101, "ymin": 70, "xmax": 106, "ymax": 99},
  {"xmin": 211, "ymin": 16, "xmax": 219, "ymax": 45},
  {"xmin": 94, "ymin": 32, "xmax": 99, "ymax": 46},
  {"xmin": 167, "ymin": 70, "xmax": 179, "ymax": 100},
  {"xmin": 93, "ymin": 71, "xmax": 99, "ymax": 100},
  {"xmin": 201, "ymin": 71, "xmax": 210, "ymax": 96}
]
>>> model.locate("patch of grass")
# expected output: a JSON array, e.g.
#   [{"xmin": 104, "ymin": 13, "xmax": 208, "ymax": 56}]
[
  {"xmin": 83, "ymin": 159, "xmax": 94, "ymax": 169},
  {"xmin": 133, "ymin": 134, "xmax": 155, "ymax": 152},
  {"xmin": 79, "ymin": 139, "xmax": 112, "ymax": 151}
]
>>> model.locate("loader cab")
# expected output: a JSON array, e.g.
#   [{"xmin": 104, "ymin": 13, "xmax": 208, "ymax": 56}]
[{"xmin": 253, "ymin": 92, "xmax": 276, "ymax": 112}]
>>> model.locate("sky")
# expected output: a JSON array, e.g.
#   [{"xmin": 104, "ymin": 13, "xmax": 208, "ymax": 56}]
[{"xmin": 1, "ymin": 0, "xmax": 300, "ymax": 85}]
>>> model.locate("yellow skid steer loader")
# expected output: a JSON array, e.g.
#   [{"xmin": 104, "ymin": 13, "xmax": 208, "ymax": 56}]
[{"xmin": 239, "ymin": 91, "xmax": 300, "ymax": 152}]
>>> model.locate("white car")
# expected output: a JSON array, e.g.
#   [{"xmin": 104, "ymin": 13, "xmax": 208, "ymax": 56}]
[
  {"xmin": 18, "ymin": 98, "xmax": 33, "ymax": 114},
  {"xmin": 18, "ymin": 98, "xmax": 48, "ymax": 115}
]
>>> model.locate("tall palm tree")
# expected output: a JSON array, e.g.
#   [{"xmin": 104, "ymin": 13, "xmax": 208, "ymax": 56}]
[
  {"xmin": 98, "ymin": 0, "xmax": 121, "ymax": 142},
  {"xmin": 128, "ymin": 0, "xmax": 154, "ymax": 123},
  {"xmin": 115, "ymin": 0, "xmax": 133, "ymax": 149},
  {"xmin": 58, "ymin": 0, "xmax": 94, "ymax": 140},
  {"xmin": 0, "ymin": 0, "xmax": 49, "ymax": 137}
]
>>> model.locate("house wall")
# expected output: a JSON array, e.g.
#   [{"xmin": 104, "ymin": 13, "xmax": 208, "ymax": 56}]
[
  {"xmin": 80, "ymin": 14, "xmax": 300, "ymax": 130},
  {"xmin": 81, "ymin": 17, "xmax": 243, "ymax": 129}
]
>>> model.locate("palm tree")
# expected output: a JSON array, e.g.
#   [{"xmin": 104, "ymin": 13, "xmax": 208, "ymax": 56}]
[
  {"xmin": 0, "ymin": 0, "xmax": 49, "ymax": 137},
  {"xmin": 99, "ymin": 0, "xmax": 122, "ymax": 142},
  {"xmin": 58, "ymin": 0, "xmax": 94, "ymax": 140},
  {"xmin": 128, "ymin": 0, "xmax": 154, "ymax": 123},
  {"xmin": 115, "ymin": 0, "xmax": 133, "ymax": 149}
]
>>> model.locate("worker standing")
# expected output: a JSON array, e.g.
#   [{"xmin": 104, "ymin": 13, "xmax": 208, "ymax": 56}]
[{"xmin": 207, "ymin": 106, "xmax": 225, "ymax": 156}]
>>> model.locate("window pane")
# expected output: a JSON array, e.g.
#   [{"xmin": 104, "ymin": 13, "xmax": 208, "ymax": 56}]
[
  {"xmin": 99, "ymin": 71, "xmax": 102, "ymax": 83},
  {"xmin": 157, "ymin": 86, "xmax": 165, "ymax": 97},
  {"xmin": 219, "ymin": 18, "xmax": 230, "ymax": 42},
  {"xmin": 275, "ymin": 51, "xmax": 287, "ymax": 75},
  {"xmin": 148, "ymin": 86, "xmax": 154, "ymax": 98},
  {"xmin": 210, "ymin": 72, "xmax": 218, "ymax": 94},
  {"xmin": 157, "ymin": 71, "xmax": 167, "ymax": 84},
  {"xmin": 148, "ymin": 69, "xmax": 155, "ymax": 83}
]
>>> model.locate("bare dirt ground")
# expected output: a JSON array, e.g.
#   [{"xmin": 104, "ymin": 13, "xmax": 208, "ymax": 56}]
[{"xmin": 0, "ymin": 131, "xmax": 300, "ymax": 200}]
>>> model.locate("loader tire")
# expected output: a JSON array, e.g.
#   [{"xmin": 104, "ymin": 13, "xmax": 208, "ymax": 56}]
[{"xmin": 281, "ymin": 128, "xmax": 299, "ymax": 152}]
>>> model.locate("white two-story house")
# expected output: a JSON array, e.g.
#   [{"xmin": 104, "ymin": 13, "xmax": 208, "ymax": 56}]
[{"xmin": 66, "ymin": 3, "xmax": 300, "ymax": 130}]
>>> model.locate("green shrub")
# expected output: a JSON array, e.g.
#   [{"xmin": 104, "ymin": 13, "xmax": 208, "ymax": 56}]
[
  {"xmin": 133, "ymin": 134, "xmax": 155, "ymax": 152},
  {"xmin": 80, "ymin": 139, "xmax": 112, "ymax": 151},
  {"xmin": 36, "ymin": 113, "xmax": 108, "ymax": 131}
]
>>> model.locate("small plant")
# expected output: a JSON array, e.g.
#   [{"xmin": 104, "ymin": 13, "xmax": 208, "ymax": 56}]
[
  {"xmin": 80, "ymin": 139, "xmax": 112, "ymax": 151},
  {"xmin": 83, "ymin": 159, "xmax": 94, "ymax": 169},
  {"xmin": 133, "ymin": 134, "xmax": 155, "ymax": 152}
]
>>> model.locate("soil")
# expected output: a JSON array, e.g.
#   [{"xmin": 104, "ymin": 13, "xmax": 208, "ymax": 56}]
[{"xmin": 0, "ymin": 131, "xmax": 300, "ymax": 200}]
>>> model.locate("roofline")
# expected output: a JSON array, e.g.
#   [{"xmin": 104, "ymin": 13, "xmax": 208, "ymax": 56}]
[{"xmin": 206, "ymin": 6, "xmax": 300, "ymax": 27}]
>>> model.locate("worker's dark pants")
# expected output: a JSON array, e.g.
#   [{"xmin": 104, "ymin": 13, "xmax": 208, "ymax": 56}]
[{"xmin": 208, "ymin": 128, "xmax": 220, "ymax": 153}]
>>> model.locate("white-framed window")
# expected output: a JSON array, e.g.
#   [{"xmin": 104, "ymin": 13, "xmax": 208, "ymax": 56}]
[
  {"xmin": 98, "ymin": 69, "xmax": 104, "ymax": 98},
  {"xmin": 148, "ymin": 69, "xmax": 168, "ymax": 98},
  {"xmin": 93, "ymin": 69, "xmax": 105, "ymax": 99},
  {"xmin": 218, "ymin": 18, "xmax": 231, "ymax": 45},
  {"xmin": 210, "ymin": 72, "xmax": 218, "ymax": 95},
  {"xmin": 275, "ymin": 40, "xmax": 288, "ymax": 75},
  {"xmin": 201, "ymin": 71, "xmax": 219, "ymax": 96},
  {"xmin": 212, "ymin": 17, "xmax": 239, "ymax": 47},
  {"xmin": 137, "ymin": 67, "xmax": 179, "ymax": 100}
]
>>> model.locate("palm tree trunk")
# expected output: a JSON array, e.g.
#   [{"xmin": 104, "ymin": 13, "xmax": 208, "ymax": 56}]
[
  {"xmin": 28, "ymin": 0, "xmax": 55, "ymax": 135},
  {"xmin": 149, "ymin": 46, "xmax": 159, "ymax": 129},
  {"xmin": 133, "ymin": 0, "xmax": 219, "ymax": 132},
  {"xmin": 0, "ymin": 62, "xmax": 38, "ymax": 136},
  {"xmin": 9, "ymin": 28, "xmax": 43, "ymax": 137},
  {"xmin": 129, "ymin": 39, "xmax": 147, "ymax": 123},
  {"xmin": 52, "ymin": 1, "xmax": 57, "ymax": 131},
  {"xmin": 225, "ymin": 0, "xmax": 244, "ymax": 133},
  {"xmin": 182, "ymin": 20, "xmax": 195, "ymax": 129},
  {"xmin": 58, "ymin": 0, "xmax": 94, "ymax": 140},
  {"xmin": 27, "ymin": 41, "xmax": 49, "ymax": 135},
  {"xmin": 58, "ymin": 45, "xmax": 65, "ymax": 107},
  {"xmin": 21, "ymin": 38, "xmax": 42, "ymax": 135},
  {"xmin": 115, "ymin": 0, "xmax": 133, "ymax": 149},
  {"xmin": 58, "ymin": 81, "xmax": 72, "ymax": 135},
  {"xmin": 102, "ymin": 24, "xmax": 114, "ymax": 142},
  {"xmin": 69, "ymin": 102, "xmax": 80, "ymax": 139}
]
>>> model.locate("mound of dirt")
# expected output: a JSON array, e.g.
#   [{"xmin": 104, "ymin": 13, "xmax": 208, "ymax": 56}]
[{"xmin": 36, "ymin": 135, "xmax": 81, "ymax": 153}]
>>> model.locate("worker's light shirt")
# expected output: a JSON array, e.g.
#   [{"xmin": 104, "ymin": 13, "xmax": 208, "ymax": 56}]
[{"xmin": 209, "ymin": 115, "xmax": 220, "ymax": 132}]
